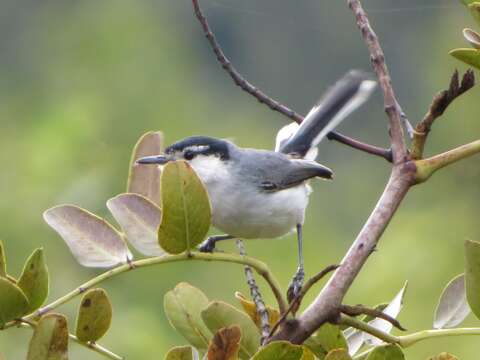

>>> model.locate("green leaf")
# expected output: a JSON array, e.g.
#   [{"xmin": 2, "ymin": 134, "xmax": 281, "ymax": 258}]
[
  {"xmin": 324, "ymin": 349, "xmax": 352, "ymax": 360},
  {"xmin": 107, "ymin": 193, "xmax": 165, "ymax": 256},
  {"xmin": 127, "ymin": 131, "xmax": 164, "ymax": 205},
  {"xmin": 164, "ymin": 283, "xmax": 212, "ymax": 352},
  {"xmin": 465, "ymin": 240, "xmax": 480, "ymax": 319},
  {"xmin": 17, "ymin": 248, "xmax": 49, "ymax": 313},
  {"xmin": 43, "ymin": 205, "xmax": 132, "ymax": 268},
  {"xmin": 0, "ymin": 277, "xmax": 29, "ymax": 327},
  {"xmin": 468, "ymin": 3, "xmax": 480, "ymax": 25},
  {"xmin": 434, "ymin": 273, "xmax": 470, "ymax": 329},
  {"xmin": 450, "ymin": 48, "xmax": 480, "ymax": 70},
  {"xmin": 462, "ymin": 0, "xmax": 477, "ymax": 5},
  {"xmin": 365, "ymin": 345, "xmax": 405, "ymax": 360},
  {"xmin": 75, "ymin": 288, "xmax": 112, "ymax": 342},
  {"xmin": 463, "ymin": 28, "xmax": 480, "ymax": 49},
  {"xmin": 158, "ymin": 160, "xmax": 211, "ymax": 254},
  {"xmin": 251, "ymin": 341, "xmax": 303, "ymax": 360},
  {"xmin": 164, "ymin": 346, "xmax": 195, "ymax": 360},
  {"xmin": 0, "ymin": 240, "xmax": 6, "ymax": 278},
  {"xmin": 304, "ymin": 323, "xmax": 347, "ymax": 359},
  {"xmin": 201, "ymin": 301, "xmax": 260, "ymax": 359},
  {"xmin": 27, "ymin": 313, "xmax": 69, "ymax": 360},
  {"xmin": 429, "ymin": 353, "xmax": 459, "ymax": 360}
]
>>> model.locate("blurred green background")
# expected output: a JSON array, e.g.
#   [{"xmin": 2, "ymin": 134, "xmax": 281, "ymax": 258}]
[{"xmin": 1, "ymin": 0, "xmax": 479, "ymax": 358}]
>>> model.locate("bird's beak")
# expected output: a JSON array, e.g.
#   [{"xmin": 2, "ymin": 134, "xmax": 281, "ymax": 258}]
[{"xmin": 136, "ymin": 154, "xmax": 173, "ymax": 165}]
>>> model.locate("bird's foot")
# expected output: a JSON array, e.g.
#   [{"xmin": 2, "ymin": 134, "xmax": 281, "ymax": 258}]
[
  {"xmin": 198, "ymin": 237, "xmax": 217, "ymax": 253},
  {"xmin": 287, "ymin": 267, "xmax": 305, "ymax": 303}
]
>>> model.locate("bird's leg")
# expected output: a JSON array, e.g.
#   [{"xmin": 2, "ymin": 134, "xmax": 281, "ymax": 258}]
[
  {"xmin": 198, "ymin": 234, "xmax": 234, "ymax": 252},
  {"xmin": 287, "ymin": 224, "xmax": 305, "ymax": 302}
]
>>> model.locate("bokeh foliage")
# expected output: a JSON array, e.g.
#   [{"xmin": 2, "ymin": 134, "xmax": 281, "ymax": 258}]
[{"xmin": 1, "ymin": 0, "xmax": 480, "ymax": 358}]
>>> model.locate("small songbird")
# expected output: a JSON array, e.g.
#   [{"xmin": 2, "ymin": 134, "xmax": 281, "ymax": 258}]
[{"xmin": 137, "ymin": 71, "xmax": 376, "ymax": 296}]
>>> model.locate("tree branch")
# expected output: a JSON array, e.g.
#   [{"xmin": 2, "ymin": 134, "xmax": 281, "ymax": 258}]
[
  {"xmin": 190, "ymin": 0, "xmax": 392, "ymax": 162},
  {"xmin": 339, "ymin": 304, "xmax": 406, "ymax": 331},
  {"xmin": 270, "ymin": 0, "xmax": 414, "ymax": 344},
  {"xmin": 411, "ymin": 70, "xmax": 476, "ymax": 160}
]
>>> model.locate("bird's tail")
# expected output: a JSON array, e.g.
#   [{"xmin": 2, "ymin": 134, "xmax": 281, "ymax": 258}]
[{"xmin": 275, "ymin": 70, "xmax": 377, "ymax": 159}]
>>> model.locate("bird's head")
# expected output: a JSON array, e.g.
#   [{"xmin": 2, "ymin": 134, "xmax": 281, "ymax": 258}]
[{"xmin": 136, "ymin": 136, "xmax": 231, "ymax": 165}]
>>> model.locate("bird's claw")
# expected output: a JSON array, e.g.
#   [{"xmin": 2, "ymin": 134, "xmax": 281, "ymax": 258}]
[{"xmin": 287, "ymin": 267, "xmax": 305, "ymax": 303}]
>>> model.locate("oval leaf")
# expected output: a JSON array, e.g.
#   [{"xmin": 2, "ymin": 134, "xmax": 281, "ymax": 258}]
[
  {"xmin": 364, "ymin": 282, "xmax": 408, "ymax": 346},
  {"xmin": 305, "ymin": 323, "xmax": 348, "ymax": 359},
  {"xmin": 107, "ymin": 193, "xmax": 165, "ymax": 256},
  {"xmin": 468, "ymin": 3, "xmax": 480, "ymax": 25},
  {"xmin": 325, "ymin": 349, "xmax": 352, "ymax": 360},
  {"xmin": 128, "ymin": 131, "xmax": 164, "ymax": 205},
  {"xmin": 158, "ymin": 161, "xmax": 211, "ymax": 254},
  {"xmin": 207, "ymin": 326, "xmax": 241, "ymax": 360},
  {"xmin": 429, "ymin": 353, "xmax": 459, "ymax": 360},
  {"xmin": 43, "ymin": 205, "xmax": 132, "ymax": 268},
  {"xmin": 465, "ymin": 240, "xmax": 480, "ymax": 319},
  {"xmin": 201, "ymin": 301, "xmax": 260, "ymax": 359},
  {"xmin": 27, "ymin": 313, "xmax": 69, "ymax": 360},
  {"xmin": 0, "ymin": 240, "xmax": 6, "ymax": 278},
  {"xmin": 251, "ymin": 341, "xmax": 303, "ymax": 360},
  {"xmin": 18, "ymin": 248, "xmax": 49, "ymax": 313},
  {"xmin": 450, "ymin": 48, "xmax": 480, "ymax": 70},
  {"xmin": 365, "ymin": 345, "xmax": 404, "ymax": 360},
  {"xmin": 434, "ymin": 273, "xmax": 470, "ymax": 329},
  {"xmin": 463, "ymin": 28, "xmax": 480, "ymax": 49},
  {"xmin": 235, "ymin": 292, "xmax": 279, "ymax": 329},
  {"xmin": 164, "ymin": 283, "xmax": 212, "ymax": 352},
  {"xmin": 0, "ymin": 277, "xmax": 29, "ymax": 327},
  {"xmin": 165, "ymin": 346, "xmax": 195, "ymax": 360},
  {"xmin": 75, "ymin": 288, "xmax": 112, "ymax": 342}
]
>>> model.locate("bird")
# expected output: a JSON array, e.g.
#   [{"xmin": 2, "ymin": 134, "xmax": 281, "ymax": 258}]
[{"xmin": 137, "ymin": 70, "xmax": 376, "ymax": 297}]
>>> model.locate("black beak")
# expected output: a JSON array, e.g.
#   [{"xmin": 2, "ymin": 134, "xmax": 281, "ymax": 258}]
[{"xmin": 136, "ymin": 155, "xmax": 173, "ymax": 165}]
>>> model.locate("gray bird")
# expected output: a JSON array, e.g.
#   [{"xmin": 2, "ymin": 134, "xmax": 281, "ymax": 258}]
[{"xmin": 137, "ymin": 71, "xmax": 376, "ymax": 296}]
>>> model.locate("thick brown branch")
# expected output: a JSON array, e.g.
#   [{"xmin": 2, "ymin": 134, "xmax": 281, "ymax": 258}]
[
  {"xmin": 411, "ymin": 70, "xmax": 476, "ymax": 159},
  {"xmin": 348, "ymin": 0, "xmax": 408, "ymax": 163},
  {"xmin": 191, "ymin": 0, "xmax": 391, "ymax": 161}
]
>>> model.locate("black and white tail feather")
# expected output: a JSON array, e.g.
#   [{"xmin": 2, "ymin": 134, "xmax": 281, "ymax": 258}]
[{"xmin": 275, "ymin": 70, "xmax": 377, "ymax": 160}]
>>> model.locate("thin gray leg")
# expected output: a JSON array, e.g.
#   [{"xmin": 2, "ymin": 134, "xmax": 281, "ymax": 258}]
[
  {"xmin": 198, "ymin": 234, "xmax": 234, "ymax": 252},
  {"xmin": 287, "ymin": 224, "xmax": 305, "ymax": 301}
]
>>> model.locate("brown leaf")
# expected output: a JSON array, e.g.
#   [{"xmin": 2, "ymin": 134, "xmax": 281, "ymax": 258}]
[{"xmin": 207, "ymin": 326, "xmax": 241, "ymax": 360}]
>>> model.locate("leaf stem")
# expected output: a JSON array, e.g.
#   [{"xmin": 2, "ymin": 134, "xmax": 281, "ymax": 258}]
[
  {"xmin": 18, "ymin": 322, "xmax": 123, "ymax": 360},
  {"xmin": 6, "ymin": 252, "xmax": 286, "ymax": 329},
  {"xmin": 415, "ymin": 139, "xmax": 480, "ymax": 183}
]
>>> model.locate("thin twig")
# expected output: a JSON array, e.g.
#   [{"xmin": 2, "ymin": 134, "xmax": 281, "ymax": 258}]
[
  {"xmin": 235, "ymin": 239, "xmax": 270, "ymax": 344},
  {"xmin": 268, "ymin": 265, "xmax": 339, "ymax": 337},
  {"xmin": 190, "ymin": 0, "xmax": 392, "ymax": 162},
  {"xmin": 339, "ymin": 304, "xmax": 406, "ymax": 331},
  {"xmin": 411, "ymin": 70, "xmax": 476, "ymax": 159}
]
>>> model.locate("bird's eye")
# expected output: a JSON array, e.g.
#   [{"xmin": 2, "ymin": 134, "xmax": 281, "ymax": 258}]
[{"xmin": 184, "ymin": 150, "xmax": 195, "ymax": 160}]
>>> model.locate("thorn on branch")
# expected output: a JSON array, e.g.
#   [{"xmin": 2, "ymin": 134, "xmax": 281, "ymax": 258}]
[{"xmin": 339, "ymin": 304, "xmax": 406, "ymax": 331}]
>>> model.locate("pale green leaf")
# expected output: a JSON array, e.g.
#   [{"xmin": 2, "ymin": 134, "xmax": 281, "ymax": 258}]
[
  {"xmin": 75, "ymin": 288, "xmax": 112, "ymax": 342},
  {"xmin": 429, "ymin": 353, "xmax": 459, "ymax": 360},
  {"xmin": 251, "ymin": 341, "xmax": 304, "ymax": 360},
  {"xmin": 158, "ymin": 161, "xmax": 211, "ymax": 254},
  {"xmin": 164, "ymin": 283, "xmax": 212, "ymax": 352},
  {"xmin": 164, "ymin": 346, "xmax": 194, "ymax": 360},
  {"xmin": 305, "ymin": 323, "xmax": 347, "ymax": 359},
  {"xmin": 365, "ymin": 345, "xmax": 404, "ymax": 360},
  {"xmin": 18, "ymin": 248, "xmax": 49, "ymax": 313},
  {"xmin": 324, "ymin": 349, "xmax": 352, "ymax": 360},
  {"xmin": 27, "ymin": 313, "xmax": 69, "ymax": 360},
  {"xmin": 450, "ymin": 48, "xmax": 480, "ymax": 70},
  {"xmin": 201, "ymin": 301, "xmax": 260, "ymax": 359},
  {"xmin": 127, "ymin": 131, "xmax": 164, "ymax": 205},
  {"xmin": 463, "ymin": 28, "xmax": 480, "ymax": 49},
  {"xmin": 0, "ymin": 277, "xmax": 29, "ymax": 327},
  {"xmin": 434, "ymin": 273, "xmax": 470, "ymax": 329},
  {"xmin": 107, "ymin": 193, "xmax": 164, "ymax": 256},
  {"xmin": 465, "ymin": 240, "xmax": 480, "ymax": 319},
  {"xmin": 43, "ymin": 205, "xmax": 132, "ymax": 268}
]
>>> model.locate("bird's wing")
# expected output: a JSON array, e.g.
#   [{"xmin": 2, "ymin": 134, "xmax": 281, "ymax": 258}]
[
  {"xmin": 276, "ymin": 70, "xmax": 376, "ymax": 159},
  {"xmin": 258, "ymin": 159, "xmax": 333, "ymax": 191}
]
